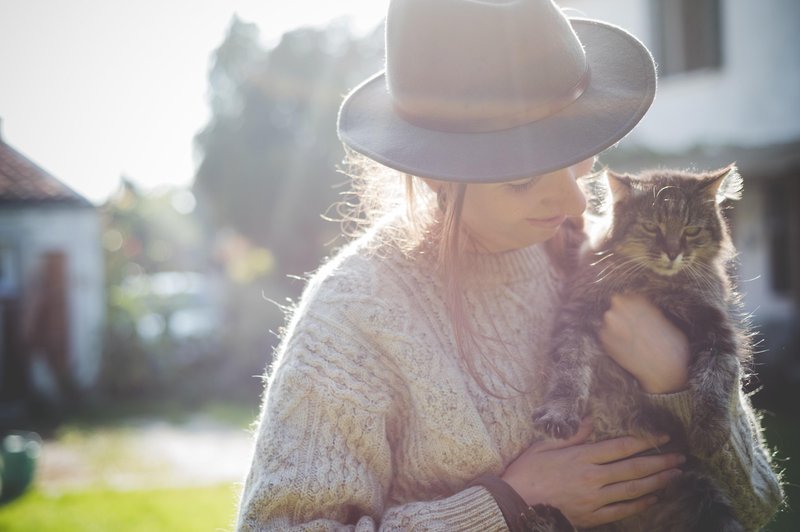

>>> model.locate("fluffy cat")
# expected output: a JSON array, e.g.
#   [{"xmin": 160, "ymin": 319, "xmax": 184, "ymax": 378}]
[{"xmin": 532, "ymin": 165, "xmax": 748, "ymax": 532}]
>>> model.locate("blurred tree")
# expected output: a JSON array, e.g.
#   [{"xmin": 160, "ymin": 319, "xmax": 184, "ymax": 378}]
[
  {"xmin": 102, "ymin": 178, "xmax": 208, "ymax": 280},
  {"xmin": 99, "ymin": 180, "xmax": 216, "ymax": 397},
  {"xmin": 99, "ymin": 177, "xmax": 286, "ymax": 404},
  {"xmin": 193, "ymin": 16, "xmax": 383, "ymax": 279}
]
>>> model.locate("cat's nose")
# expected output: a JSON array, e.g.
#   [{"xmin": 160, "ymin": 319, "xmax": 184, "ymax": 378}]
[
  {"xmin": 666, "ymin": 249, "xmax": 681, "ymax": 261},
  {"xmin": 665, "ymin": 237, "xmax": 682, "ymax": 261}
]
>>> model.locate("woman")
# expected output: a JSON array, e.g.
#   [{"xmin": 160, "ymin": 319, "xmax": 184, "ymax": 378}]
[{"xmin": 236, "ymin": 0, "xmax": 783, "ymax": 530}]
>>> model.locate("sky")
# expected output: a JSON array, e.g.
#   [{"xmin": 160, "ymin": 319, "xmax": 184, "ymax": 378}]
[{"xmin": 0, "ymin": 0, "xmax": 388, "ymax": 204}]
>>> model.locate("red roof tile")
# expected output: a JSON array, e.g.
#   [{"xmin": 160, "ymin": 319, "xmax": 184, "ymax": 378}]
[{"xmin": 0, "ymin": 137, "xmax": 90, "ymax": 206}]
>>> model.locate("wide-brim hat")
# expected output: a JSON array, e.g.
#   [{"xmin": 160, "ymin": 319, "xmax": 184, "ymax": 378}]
[{"xmin": 337, "ymin": 0, "xmax": 656, "ymax": 183}]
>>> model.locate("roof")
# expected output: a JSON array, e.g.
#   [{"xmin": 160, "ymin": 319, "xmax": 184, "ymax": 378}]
[{"xmin": 0, "ymin": 135, "xmax": 92, "ymax": 207}]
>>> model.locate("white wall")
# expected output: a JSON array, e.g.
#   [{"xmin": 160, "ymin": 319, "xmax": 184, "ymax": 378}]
[
  {"xmin": 0, "ymin": 207, "xmax": 104, "ymax": 392},
  {"xmin": 560, "ymin": 0, "xmax": 800, "ymax": 150}
]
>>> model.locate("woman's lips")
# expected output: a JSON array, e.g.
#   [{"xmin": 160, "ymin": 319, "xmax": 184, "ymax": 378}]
[{"xmin": 527, "ymin": 214, "xmax": 567, "ymax": 228}]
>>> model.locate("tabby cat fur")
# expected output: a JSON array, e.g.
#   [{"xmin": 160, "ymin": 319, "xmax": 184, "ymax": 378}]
[{"xmin": 531, "ymin": 165, "xmax": 748, "ymax": 532}]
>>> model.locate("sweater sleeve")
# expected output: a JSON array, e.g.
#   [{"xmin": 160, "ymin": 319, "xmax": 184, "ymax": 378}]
[
  {"xmin": 235, "ymin": 308, "xmax": 509, "ymax": 532},
  {"xmin": 647, "ymin": 385, "xmax": 784, "ymax": 530}
]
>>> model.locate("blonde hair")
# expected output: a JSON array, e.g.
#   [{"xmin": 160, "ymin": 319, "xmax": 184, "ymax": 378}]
[
  {"xmin": 338, "ymin": 149, "xmax": 576, "ymax": 397},
  {"xmin": 336, "ymin": 148, "xmax": 436, "ymax": 253}
]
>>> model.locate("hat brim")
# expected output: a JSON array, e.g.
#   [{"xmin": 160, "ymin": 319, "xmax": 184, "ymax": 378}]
[{"xmin": 337, "ymin": 19, "xmax": 656, "ymax": 183}]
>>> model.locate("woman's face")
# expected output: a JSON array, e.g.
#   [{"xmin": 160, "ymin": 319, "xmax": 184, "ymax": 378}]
[{"xmin": 459, "ymin": 158, "xmax": 593, "ymax": 252}]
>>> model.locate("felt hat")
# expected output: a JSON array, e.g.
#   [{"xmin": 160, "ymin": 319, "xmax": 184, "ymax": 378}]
[{"xmin": 337, "ymin": 0, "xmax": 656, "ymax": 183}]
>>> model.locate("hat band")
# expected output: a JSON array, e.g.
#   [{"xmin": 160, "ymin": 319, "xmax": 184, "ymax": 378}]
[{"xmin": 393, "ymin": 65, "xmax": 591, "ymax": 134}]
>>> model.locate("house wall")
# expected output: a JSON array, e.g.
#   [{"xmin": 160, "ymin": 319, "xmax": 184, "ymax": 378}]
[
  {"xmin": 560, "ymin": 0, "xmax": 800, "ymax": 149},
  {"xmin": 0, "ymin": 206, "xmax": 104, "ymax": 394}
]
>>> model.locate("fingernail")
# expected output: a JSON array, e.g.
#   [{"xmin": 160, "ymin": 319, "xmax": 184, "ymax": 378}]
[
  {"xmin": 669, "ymin": 469, "xmax": 684, "ymax": 479},
  {"xmin": 676, "ymin": 454, "xmax": 686, "ymax": 464},
  {"xmin": 657, "ymin": 433, "xmax": 670, "ymax": 444}
]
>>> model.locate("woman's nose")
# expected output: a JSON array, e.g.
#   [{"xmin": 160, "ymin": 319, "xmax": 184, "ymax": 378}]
[{"xmin": 541, "ymin": 166, "xmax": 587, "ymax": 216}]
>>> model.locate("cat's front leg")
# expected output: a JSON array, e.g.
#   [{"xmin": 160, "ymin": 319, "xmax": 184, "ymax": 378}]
[
  {"xmin": 533, "ymin": 332, "xmax": 600, "ymax": 439},
  {"xmin": 532, "ymin": 388, "xmax": 587, "ymax": 439},
  {"xmin": 688, "ymin": 350, "xmax": 740, "ymax": 458}
]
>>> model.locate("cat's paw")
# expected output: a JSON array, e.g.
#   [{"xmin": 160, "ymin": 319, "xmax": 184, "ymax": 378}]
[{"xmin": 532, "ymin": 407, "xmax": 580, "ymax": 440}]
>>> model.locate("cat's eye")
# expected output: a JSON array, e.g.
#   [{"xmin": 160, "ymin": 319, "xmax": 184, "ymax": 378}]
[
  {"xmin": 642, "ymin": 222, "xmax": 660, "ymax": 234},
  {"xmin": 684, "ymin": 226, "xmax": 702, "ymax": 237}
]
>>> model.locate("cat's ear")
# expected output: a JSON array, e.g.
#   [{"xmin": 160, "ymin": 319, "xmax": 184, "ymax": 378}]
[
  {"xmin": 700, "ymin": 164, "xmax": 743, "ymax": 204},
  {"xmin": 606, "ymin": 170, "xmax": 634, "ymax": 202}
]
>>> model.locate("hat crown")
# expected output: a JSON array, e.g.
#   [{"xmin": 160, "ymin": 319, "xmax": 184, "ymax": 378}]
[
  {"xmin": 337, "ymin": 0, "xmax": 656, "ymax": 182},
  {"xmin": 386, "ymin": 0, "xmax": 589, "ymax": 132}
]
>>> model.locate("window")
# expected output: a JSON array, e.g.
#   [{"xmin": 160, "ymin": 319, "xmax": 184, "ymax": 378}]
[
  {"xmin": 766, "ymin": 176, "xmax": 800, "ymax": 302},
  {"xmin": 650, "ymin": 0, "xmax": 723, "ymax": 76}
]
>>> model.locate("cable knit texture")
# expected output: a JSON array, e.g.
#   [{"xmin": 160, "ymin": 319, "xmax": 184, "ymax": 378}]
[{"xmin": 236, "ymin": 230, "xmax": 783, "ymax": 531}]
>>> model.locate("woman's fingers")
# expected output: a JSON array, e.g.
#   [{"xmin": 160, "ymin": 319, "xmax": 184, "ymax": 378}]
[
  {"xmin": 561, "ymin": 463, "xmax": 682, "ymax": 529},
  {"xmin": 584, "ymin": 433, "xmax": 670, "ymax": 464},
  {"xmin": 599, "ymin": 467, "xmax": 683, "ymax": 504},
  {"xmin": 601, "ymin": 452, "xmax": 685, "ymax": 485},
  {"xmin": 506, "ymin": 429, "xmax": 683, "ymax": 526}
]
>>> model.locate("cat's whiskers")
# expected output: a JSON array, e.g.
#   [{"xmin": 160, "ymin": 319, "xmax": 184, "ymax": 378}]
[
  {"xmin": 688, "ymin": 258, "xmax": 718, "ymax": 276},
  {"xmin": 589, "ymin": 251, "xmax": 616, "ymax": 267},
  {"xmin": 685, "ymin": 260, "xmax": 722, "ymax": 294},
  {"xmin": 606, "ymin": 262, "xmax": 650, "ymax": 292},
  {"xmin": 593, "ymin": 255, "xmax": 640, "ymax": 281},
  {"xmin": 682, "ymin": 263, "xmax": 708, "ymax": 290},
  {"xmin": 594, "ymin": 256, "xmax": 649, "ymax": 286},
  {"xmin": 683, "ymin": 258, "xmax": 723, "ymax": 294}
]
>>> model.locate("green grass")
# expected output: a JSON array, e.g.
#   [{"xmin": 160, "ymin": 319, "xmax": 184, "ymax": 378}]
[
  {"xmin": 0, "ymin": 483, "xmax": 241, "ymax": 532},
  {"xmin": 0, "ymin": 399, "xmax": 255, "ymax": 531}
]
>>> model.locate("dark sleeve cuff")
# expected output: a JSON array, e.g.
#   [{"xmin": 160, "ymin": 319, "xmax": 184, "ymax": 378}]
[{"xmin": 467, "ymin": 475, "xmax": 574, "ymax": 532}]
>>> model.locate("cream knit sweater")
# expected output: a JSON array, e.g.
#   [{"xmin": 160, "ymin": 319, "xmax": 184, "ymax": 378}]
[{"xmin": 236, "ymin": 232, "xmax": 783, "ymax": 531}]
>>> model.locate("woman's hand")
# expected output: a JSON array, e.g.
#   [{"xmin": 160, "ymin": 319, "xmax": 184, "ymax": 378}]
[
  {"xmin": 502, "ymin": 419, "xmax": 685, "ymax": 528},
  {"xmin": 599, "ymin": 293, "xmax": 690, "ymax": 394}
]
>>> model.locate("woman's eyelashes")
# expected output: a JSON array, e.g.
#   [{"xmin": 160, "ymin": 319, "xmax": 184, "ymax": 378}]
[{"xmin": 507, "ymin": 177, "xmax": 538, "ymax": 193}]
